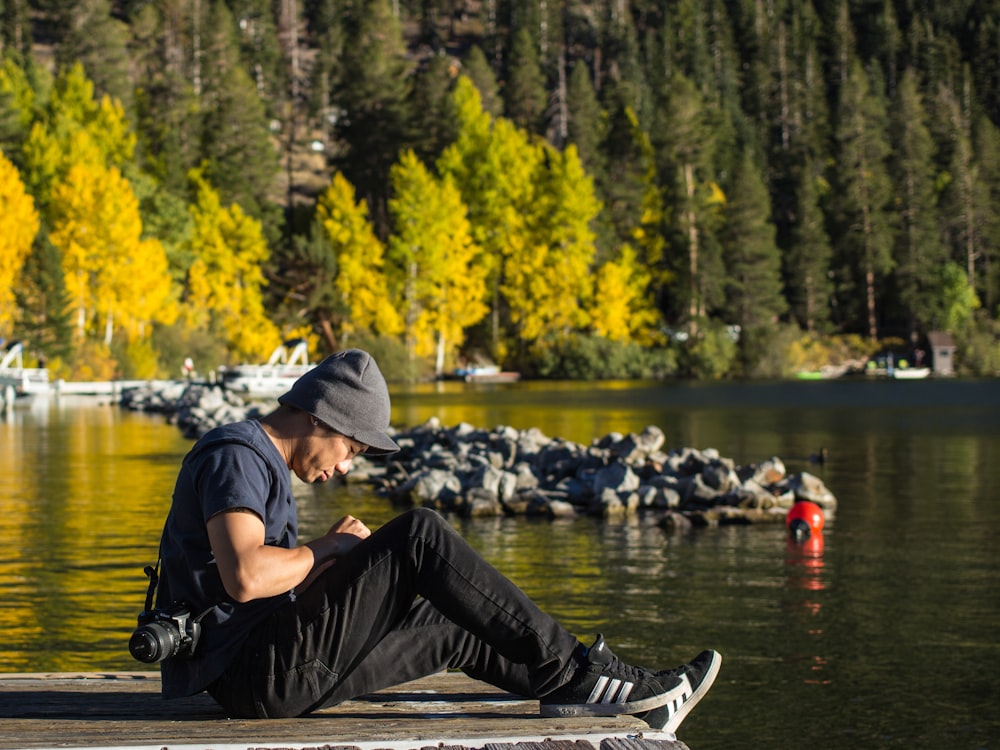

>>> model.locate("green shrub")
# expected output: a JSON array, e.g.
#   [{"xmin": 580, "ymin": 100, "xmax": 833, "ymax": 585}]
[
  {"xmin": 955, "ymin": 316, "xmax": 1000, "ymax": 376},
  {"xmin": 679, "ymin": 322, "xmax": 738, "ymax": 380},
  {"xmin": 740, "ymin": 323, "xmax": 803, "ymax": 379},
  {"xmin": 529, "ymin": 334, "xmax": 678, "ymax": 380},
  {"xmin": 151, "ymin": 323, "xmax": 227, "ymax": 379},
  {"xmin": 348, "ymin": 334, "xmax": 424, "ymax": 383}
]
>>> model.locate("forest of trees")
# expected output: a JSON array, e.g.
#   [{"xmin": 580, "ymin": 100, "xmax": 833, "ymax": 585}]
[{"xmin": 2, "ymin": 0, "xmax": 1000, "ymax": 381}]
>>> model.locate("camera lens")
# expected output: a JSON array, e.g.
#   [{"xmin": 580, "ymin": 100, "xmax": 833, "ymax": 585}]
[{"xmin": 129, "ymin": 622, "xmax": 179, "ymax": 663}]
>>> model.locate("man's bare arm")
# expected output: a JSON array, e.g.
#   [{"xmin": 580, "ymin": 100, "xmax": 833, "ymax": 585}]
[{"xmin": 207, "ymin": 511, "xmax": 371, "ymax": 602}]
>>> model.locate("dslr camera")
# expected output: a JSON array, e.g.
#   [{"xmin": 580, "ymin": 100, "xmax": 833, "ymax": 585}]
[{"xmin": 129, "ymin": 604, "xmax": 201, "ymax": 663}]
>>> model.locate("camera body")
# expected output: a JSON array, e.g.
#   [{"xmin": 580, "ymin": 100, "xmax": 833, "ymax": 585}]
[{"xmin": 129, "ymin": 604, "xmax": 201, "ymax": 663}]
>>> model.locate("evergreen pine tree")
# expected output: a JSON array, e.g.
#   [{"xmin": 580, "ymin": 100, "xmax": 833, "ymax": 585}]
[
  {"xmin": 765, "ymin": 2, "xmax": 823, "ymax": 245},
  {"xmin": 874, "ymin": 0, "xmax": 903, "ymax": 97},
  {"xmin": 566, "ymin": 60, "xmax": 603, "ymax": 175},
  {"xmin": 230, "ymin": 0, "xmax": 287, "ymax": 117},
  {"xmin": 889, "ymin": 70, "xmax": 947, "ymax": 339},
  {"xmin": 728, "ymin": 0, "xmax": 772, "ymax": 140},
  {"xmin": 935, "ymin": 77, "xmax": 991, "ymax": 313},
  {"xmin": 972, "ymin": 112, "xmax": 1000, "ymax": 315},
  {"xmin": 722, "ymin": 148, "xmax": 787, "ymax": 340},
  {"xmin": 131, "ymin": 1, "xmax": 202, "ymax": 196},
  {"xmin": 786, "ymin": 162, "xmax": 834, "ymax": 334},
  {"xmin": 333, "ymin": 0, "xmax": 412, "ymax": 236},
  {"xmin": 0, "ymin": 0, "xmax": 32, "ymax": 66},
  {"xmin": 461, "ymin": 45, "xmax": 502, "ymax": 117},
  {"xmin": 504, "ymin": 28, "xmax": 547, "ymax": 136},
  {"xmin": 968, "ymin": 5, "xmax": 1000, "ymax": 125},
  {"xmin": 56, "ymin": 0, "xmax": 134, "ymax": 115},
  {"xmin": 198, "ymin": 2, "xmax": 280, "ymax": 229},
  {"xmin": 14, "ymin": 228, "xmax": 74, "ymax": 365},
  {"xmin": 408, "ymin": 55, "xmax": 458, "ymax": 165},
  {"xmin": 652, "ymin": 72, "xmax": 723, "ymax": 335},
  {"xmin": 598, "ymin": 0, "xmax": 646, "ymax": 124},
  {"xmin": 593, "ymin": 82, "xmax": 663, "ymax": 293},
  {"xmin": 303, "ymin": 0, "xmax": 346, "ymax": 150},
  {"xmin": 829, "ymin": 59, "xmax": 894, "ymax": 339}
]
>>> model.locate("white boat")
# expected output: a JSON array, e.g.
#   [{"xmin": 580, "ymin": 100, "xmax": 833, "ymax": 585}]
[
  {"xmin": 218, "ymin": 339, "xmax": 315, "ymax": 398},
  {"xmin": 892, "ymin": 367, "xmax": 931, "ymax": 380},
  {"xmin": 443, "ymin": 364, "xmax": 521, "ymax": 383}
]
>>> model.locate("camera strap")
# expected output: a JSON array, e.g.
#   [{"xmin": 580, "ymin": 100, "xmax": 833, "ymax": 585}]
[{"xmin": 142, "ymin": 562, "xmax": 160, "ymax": 613}]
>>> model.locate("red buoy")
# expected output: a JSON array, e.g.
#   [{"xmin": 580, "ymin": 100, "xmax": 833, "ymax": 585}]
[{"xmin": 786, "ymin": 500, "xmax": 825, "ymax": 542}]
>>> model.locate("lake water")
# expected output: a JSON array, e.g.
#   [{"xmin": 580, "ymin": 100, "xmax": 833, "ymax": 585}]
[{"xmin": 1, "ymin": 378, "xmax": 998, "ymax": 749}]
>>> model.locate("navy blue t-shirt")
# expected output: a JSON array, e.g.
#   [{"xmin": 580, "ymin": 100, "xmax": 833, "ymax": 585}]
[{"xmin": 155, "ymin": 420, "xmax": 297, "ymax": 698}]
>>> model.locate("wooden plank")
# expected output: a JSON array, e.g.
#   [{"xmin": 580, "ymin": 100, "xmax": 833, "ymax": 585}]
[{"xmin": 0, "ymin": 672, "xmax": 686, "ymax": 750}]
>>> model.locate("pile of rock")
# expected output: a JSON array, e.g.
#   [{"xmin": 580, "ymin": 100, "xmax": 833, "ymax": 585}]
[
  {"xmin": 120, "ymin": 382, "xmax": 267, "ymax": 439},
  {"xmin": 355, "ymin": 417, "xmax": 837, "ymax": 527},
  {"xmin": 120, "ymin": 383, "xmax": 837, "ymax": 528}
]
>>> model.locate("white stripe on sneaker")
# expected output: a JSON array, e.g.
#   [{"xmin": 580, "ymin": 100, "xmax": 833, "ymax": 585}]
[
  {"xmin": 586, "ymin": 676, "xmax": 638, "ymax": 705},
  {"xmin": 616, "ymin": 680, "xmax": 634, "ymax": 702},
  {"xmin": 604, "ymin": 679, "xmax": 623, "ymax": 702},
  {"xmin": 586, "ymin": 675, "xmax": 610, "ymax": 704}
]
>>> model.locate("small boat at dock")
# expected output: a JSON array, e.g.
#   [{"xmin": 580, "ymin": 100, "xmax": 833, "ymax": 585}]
[
  {"xmin": 0, "ymin": 340, "xmax": 49, "ymax": 399},
  {"xmin": 442, "ymin": 364, "xmax": 521, "ymax": 383},
  {"xmin": 217, "ymin": 339, "xmax": 316, "ymax": 398}
]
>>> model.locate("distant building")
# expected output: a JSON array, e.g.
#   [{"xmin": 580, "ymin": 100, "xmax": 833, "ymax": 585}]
[{"xmin": 927, "ymin": 331, "xmax": 956, "ymax": 376}]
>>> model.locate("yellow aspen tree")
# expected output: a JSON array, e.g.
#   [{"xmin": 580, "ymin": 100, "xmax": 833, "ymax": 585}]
[
  {"xmin": 0, "ymin": 152, "xmax": 39, "ymax": 333},
  {"xmin": 591, "ymin": 244, "xmax": 663, "ymax": 345},
  {"xmin": 49, "ymin": 161, "xmax": 173, "ymax": 344},
  {"xmin": 316, "ymin": 172, "xmax": 402, "ymax": 342},
  {"xmin": 505, "ymin": 143, "xmax": 599, "ymax": 345},
  {"xmin": 21, "ymin": 122, "xmax": 61, "ymax": 207},
  {"xmin": 184, "ymin": 171, "xmax": 281, "ymax": 363},
  {"xmin": 0, "ymin": 57, "xmax": 36, "ymax": 136},
  {"xmin": 388, "ymin": 150, "xmax": 487, "ymax": 374},
  {"xmin": 21, "ymin": 63, "xmax": 135, "ymax": 212},
  {"xmin": 436, "ymin": 77, "xmax": 493, "ymax": 207},
  {"xmin": 438, "ymin": 78, "xmax": 540, "ymax": 363}
]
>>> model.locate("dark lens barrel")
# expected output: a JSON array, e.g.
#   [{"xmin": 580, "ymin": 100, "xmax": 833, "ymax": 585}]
[{"xmin": 129, "ymin": 622, "xmax": 179, "ymax": 663}]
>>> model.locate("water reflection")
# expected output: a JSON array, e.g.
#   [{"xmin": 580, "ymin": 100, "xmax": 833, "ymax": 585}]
[
  {"xmin": 784, "ymin": 535, "xmax": 829, "ymax": 687},
  {"xmin": 2, "ymin": 380, "xmax": 999, "ymax": 749},
  {"xmin": 1, "ymin": 399, "xmax": 190, "ymax": 672}
]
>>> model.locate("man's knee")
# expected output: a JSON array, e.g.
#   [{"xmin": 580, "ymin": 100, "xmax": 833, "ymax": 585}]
[
  {"xmin": 400, "ymin": 507, "xmax": 459, "ymax": 544},
  {"xmin": 401, "ymin": 506, "xmax": 448, "ymax": 530}
]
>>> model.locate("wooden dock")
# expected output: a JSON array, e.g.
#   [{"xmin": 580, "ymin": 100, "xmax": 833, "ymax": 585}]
[{"xmin": 0, "ymin": 672, "xmax": 689, "ymax": 750}]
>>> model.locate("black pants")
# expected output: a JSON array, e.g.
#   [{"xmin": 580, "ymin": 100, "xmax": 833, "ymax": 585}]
[{"xmin": 208, "ymin": 508, "xmax": 581, "ymax": 718}]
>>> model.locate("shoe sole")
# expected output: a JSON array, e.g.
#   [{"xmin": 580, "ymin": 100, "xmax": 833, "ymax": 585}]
[
  {"xmin": 645, "ymin": 650, "xmax": 723, "ymax": 733},
  {"xmin": 539, "ymin": 651, "xmax": 722, "ymax": 720}
]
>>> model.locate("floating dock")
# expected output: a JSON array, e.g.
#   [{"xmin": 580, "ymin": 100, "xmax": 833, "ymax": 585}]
[{"xmin": 0, "ymin": 672, "xmax": 689, "ymax": 750}]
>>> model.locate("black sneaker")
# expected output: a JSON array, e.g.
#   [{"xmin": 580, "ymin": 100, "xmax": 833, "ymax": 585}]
[
  {"xmin": 636, "ymin": 649, "xmax": 722, "ymax": 733},
  {"xmin": 540, "ymin": 635, "xmax": 719, "ymax": 720}
]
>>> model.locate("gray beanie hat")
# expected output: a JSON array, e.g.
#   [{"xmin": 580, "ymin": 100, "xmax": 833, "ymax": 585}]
[{"xmin": 278, "ymin": 349, "xmax": 399, "ymax": 455}]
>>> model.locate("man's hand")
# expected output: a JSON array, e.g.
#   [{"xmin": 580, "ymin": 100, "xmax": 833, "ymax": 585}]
[
  {"xmin": 297, "ymin": 515, "xmax": 372, "ymax": 592},
  {"xmin": 325, "ymin": 514, "xmax": 371, "ymax": 553}
]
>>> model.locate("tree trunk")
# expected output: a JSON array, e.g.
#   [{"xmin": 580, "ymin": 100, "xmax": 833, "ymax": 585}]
[
  {"xmin": 684, "ymin": 162, "xmax": 700, "ymax": 336},
  {"xmin": 435, "ymin": 331, "xmax": 446, "ymax": 377},
  {"xmin": 192, "ymin": 0, "xmax": 202, "ymax": 98},
  {"xmin": 319, "ymin": 317, "xmax": 337, "ymax": 351}
]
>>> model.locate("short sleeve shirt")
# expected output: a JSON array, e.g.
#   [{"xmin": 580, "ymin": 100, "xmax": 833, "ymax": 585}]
[{"xmin": 156, "ymin": 420, "xmax": 297, "ymax": 698}]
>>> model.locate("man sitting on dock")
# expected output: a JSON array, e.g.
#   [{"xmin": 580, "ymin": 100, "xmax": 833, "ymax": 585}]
[{"xmin": 137, "ymin": 349, "xmax": 721, "ymax": 732}]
